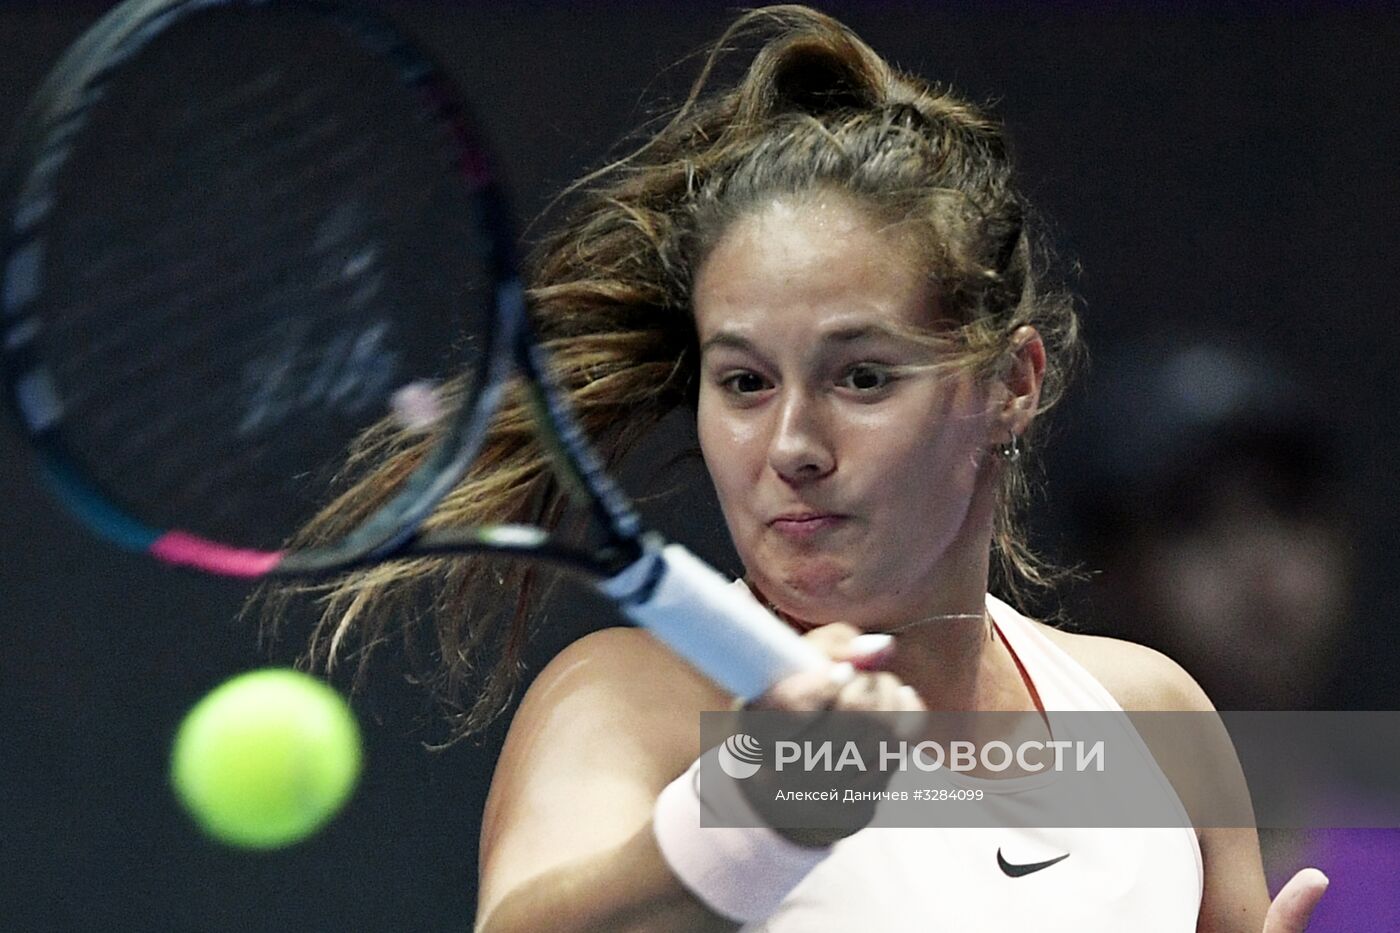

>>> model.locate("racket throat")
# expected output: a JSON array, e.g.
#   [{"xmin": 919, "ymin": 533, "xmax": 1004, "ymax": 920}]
[{"xmin": 596, "ymin": 538, "xmax": 828, "ymax": 700}]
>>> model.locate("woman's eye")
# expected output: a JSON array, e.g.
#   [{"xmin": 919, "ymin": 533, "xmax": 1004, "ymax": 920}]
[
  {"xmin": 721, "ymin": 372, "xmax": 770, "ymax": 394},
  {"xmin": 839, "ymin": 364, "xmax": 894, "ymax": 392}
]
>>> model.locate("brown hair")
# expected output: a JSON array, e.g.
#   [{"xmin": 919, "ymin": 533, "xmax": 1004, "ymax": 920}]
[{"xmin": 256, "ymin": 5, "xmax": 1081, "ymax": 745}]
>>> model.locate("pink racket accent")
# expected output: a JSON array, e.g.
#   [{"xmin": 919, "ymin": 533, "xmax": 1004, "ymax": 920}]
[{"xmin": 150, "ymin": 531, "xmax": 284, "ymax": 577}]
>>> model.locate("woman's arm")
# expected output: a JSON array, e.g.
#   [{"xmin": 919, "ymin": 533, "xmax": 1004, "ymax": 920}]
[
  {"xmin": 1197, "ymin": 824, "xmax": 1269, "ymax": 932},
  {"xmin": 475, "ymin": 621, "xmax": 916, "ymax": 932},
  {"xmin": 1147, "ymin": 656, "xmax": 1327, "ymax": 932},
  {"xmin": 1043, "ymin": 629, "xmax": 1327, "ymax": 933},
  {"xmin": 1197, "ymin": 831, "xmax": 1327, "ymax": 931},
  {"xmin": 480, "ymin": 821, "xmax": 737, "ymax": 933},
  {"xmin": 475, "ymin": 626, "xmax": 739, "ymax": 933}
]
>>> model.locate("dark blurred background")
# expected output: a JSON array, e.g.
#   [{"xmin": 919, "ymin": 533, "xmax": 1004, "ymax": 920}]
[{"xmin": 1, "ymin": 2, "xmax": 1396, "ymax": 930}]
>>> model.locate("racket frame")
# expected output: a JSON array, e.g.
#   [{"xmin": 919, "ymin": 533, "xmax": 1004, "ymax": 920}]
[
  {"xmin": 1, "ymin": 0, "xmax": 831, "ymax": 699},
  {"xmin": 1, "ymin": 0, "xmax": 575, "ymax": 578}
]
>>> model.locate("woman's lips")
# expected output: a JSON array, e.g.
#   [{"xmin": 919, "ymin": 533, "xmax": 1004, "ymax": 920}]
[{"xmin": 769, "ymin": 514, "xmax": 847, "ymax": 540}]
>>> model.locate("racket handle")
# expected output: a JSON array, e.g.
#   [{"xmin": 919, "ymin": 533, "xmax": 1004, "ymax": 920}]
[{"xmin": 597, "ymin": 542, "xmax": 830, "ymax": 700}]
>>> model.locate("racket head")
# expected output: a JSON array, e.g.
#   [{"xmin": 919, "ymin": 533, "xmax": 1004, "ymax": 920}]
[{"xmin": 0, "ymin": 0, "xmax": 521, "ymax": 577}]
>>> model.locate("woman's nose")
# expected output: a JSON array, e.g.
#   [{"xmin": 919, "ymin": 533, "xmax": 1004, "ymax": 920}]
[{"xmin": 768, "ymin": 390, "xmax": 835, "ymax": 483}]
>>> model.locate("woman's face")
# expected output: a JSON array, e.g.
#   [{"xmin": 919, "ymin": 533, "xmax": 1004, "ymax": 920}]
[{"xmin": 693, "ymin": 193, "xmax": 999, "ymax": 627}]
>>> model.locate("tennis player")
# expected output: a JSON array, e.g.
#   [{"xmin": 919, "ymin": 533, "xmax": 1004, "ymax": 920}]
[{"xmin": 290, "ymin": 6, "xmax": 1329, "ymax": 930}]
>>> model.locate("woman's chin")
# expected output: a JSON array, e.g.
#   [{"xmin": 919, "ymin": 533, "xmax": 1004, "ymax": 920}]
[{"xmin": 767, "ymin": 559, "xmax": 855, "ymax": 611}]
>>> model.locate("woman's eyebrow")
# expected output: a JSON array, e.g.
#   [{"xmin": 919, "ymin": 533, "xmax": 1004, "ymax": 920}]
[
  {"xmin": 699, "ymin": 331, "xmax": 758, "ymax": 354},
  {"xmin": 821, "ymin": 323, "xmax": 905, "ymax": 344},
  {"xmin": 700, "ymin": 322, "xmax": 906, "ymax": 355}
]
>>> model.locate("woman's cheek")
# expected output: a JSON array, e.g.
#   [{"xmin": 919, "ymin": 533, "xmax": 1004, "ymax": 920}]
[{"xmin": 698, "ymin": 412, "xmax": 762, "ymax": 537}]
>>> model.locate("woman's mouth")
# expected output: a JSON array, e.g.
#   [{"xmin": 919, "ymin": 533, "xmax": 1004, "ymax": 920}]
[{"xmin": 768, "ymin": 513, "xmax": 847, "ymax": 540}]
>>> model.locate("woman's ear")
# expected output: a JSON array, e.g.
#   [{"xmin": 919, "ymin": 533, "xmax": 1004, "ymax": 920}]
[{"xmin": 993, "ymin": 325, "xmax": 1045, "ymax": 442}]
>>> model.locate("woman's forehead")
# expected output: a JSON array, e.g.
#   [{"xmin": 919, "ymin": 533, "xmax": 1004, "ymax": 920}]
[
  {"xmin": 692, "ymin": 194, "xmax": 933, "ymax": 337},
  {"xmin": 710, "ymin": 191, "xmax": 914, "ymax": 254}
]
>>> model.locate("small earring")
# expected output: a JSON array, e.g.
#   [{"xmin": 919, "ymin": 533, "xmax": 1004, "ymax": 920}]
[{"xmin": 996, "ymin": 435, "xmax": 1022, "ymax": 462}]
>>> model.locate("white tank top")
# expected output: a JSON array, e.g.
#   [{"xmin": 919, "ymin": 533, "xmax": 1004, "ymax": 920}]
[{"xmin": 742, "ymin": 594, "xmax": 1204, "ymax": 932}]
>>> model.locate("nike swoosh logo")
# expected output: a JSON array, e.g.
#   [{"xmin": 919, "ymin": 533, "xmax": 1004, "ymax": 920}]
[{"xmin": 997, "ymin": 849, "xmax": 1070, "ymax": 877}]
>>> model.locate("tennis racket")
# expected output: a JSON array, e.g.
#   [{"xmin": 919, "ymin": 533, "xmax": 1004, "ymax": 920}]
[{"xmin": 0, "ymin": 0, "xmax": 827, "ymax": 701}]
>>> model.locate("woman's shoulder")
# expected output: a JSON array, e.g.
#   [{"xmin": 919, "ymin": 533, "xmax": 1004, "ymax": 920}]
[
  {"xmin": 487, "ymin": 626, "xmax": 731, "ymax": 809},
  {"xmin": 1033, "ymin": 621, "xmax": 1217, "ymax": 713},
  {"xmin": 530, "ymin": 625, "xmax": 729, "ymax": 707},
  {"xmin": 510, "ymin": 626, "xmax": 731, "ymax": 756}
]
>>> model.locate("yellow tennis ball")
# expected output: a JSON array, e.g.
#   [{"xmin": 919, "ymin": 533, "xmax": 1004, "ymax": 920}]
[{"xmin": 171, "ymin": 668, "xmax": 362, "ymax": 850}]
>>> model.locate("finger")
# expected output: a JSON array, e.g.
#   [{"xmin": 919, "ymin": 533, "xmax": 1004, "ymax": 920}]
[
  {"xmin": 896, "ymin": 684, "xmax": 926, "ymax": 712},
  {"xmin": 1263, "ymin": 868, "xmax": 1329, "ymax": 933},
  {"xmin": 829, "ymin": 673, "xmax": 927, "ymax": 746},
  {"xmin": 800, "ymin": 622, "xmax": 864, "ymax": 658},
  {"xmin": 800, "ymin": 623, "xmax": 901, "ymax": 673},
  {"xmin": 831, "ymin": 674, "xmax": 926, "ymax": 744},
  {"xmin": 839, "ymin": 633, "xmax": 897, "ymax": 671},
  {"xmin": 833, "ymin": 671, "xmax": 900, "ymax": 711},
  {"xmin": 747, "ymin": 662, "xmax": 856, "ymax": 712}
]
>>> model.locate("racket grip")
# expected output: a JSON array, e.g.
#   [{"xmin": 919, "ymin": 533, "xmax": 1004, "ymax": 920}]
[{"xmin": 597, "ymin": 542, "xmax": 830, "ymax": 701}]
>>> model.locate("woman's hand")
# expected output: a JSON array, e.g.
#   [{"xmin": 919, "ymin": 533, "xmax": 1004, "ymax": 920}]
[
  {"xmin": 1262, "ymin": 868, "xmax": 1328, "ymax": 932},
  {"xmin": 739, "ymin": 623, "xmax": 925, "ymax": 847},
  {"xmin": 746, "ymin": 623, "xmax": 919, "ymax": 709}
]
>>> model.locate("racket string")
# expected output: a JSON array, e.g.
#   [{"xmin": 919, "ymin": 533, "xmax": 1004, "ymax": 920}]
[{"xmin": 20, "ymin": 7, "xmax": 490, "ymax": 547}]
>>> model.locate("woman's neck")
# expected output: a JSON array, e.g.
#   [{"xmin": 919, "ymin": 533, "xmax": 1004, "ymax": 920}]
[
  {"xmin": 887, "ymin": 611, "xmax": 1016, "ymax": 711},
  {"xmin": 747, "ymin": 576, "xmax": 1019, "ymax": 711}
]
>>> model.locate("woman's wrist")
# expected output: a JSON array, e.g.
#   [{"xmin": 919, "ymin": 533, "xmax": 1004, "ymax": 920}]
[{"xmin": 651, "ymin": 757, "xmax": 833, "ymax": 923}]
